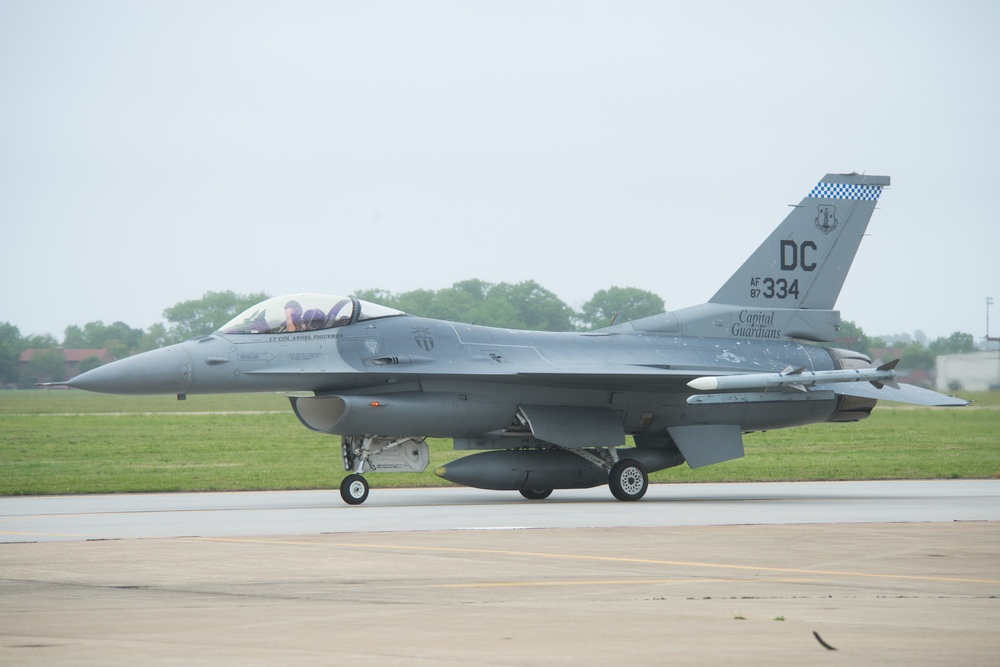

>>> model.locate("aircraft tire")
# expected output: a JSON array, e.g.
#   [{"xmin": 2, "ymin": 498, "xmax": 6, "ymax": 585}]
[
  {"xmin": 609, "ymin": 459, "xmax": 648, "ymax": 501},
  {"xmin": 340, "ymin": 474, "xmax": 370, "ymax": 505},
  {"xmin": 519, "ymin": 488, "xmax": 553, "ymax": 500}
]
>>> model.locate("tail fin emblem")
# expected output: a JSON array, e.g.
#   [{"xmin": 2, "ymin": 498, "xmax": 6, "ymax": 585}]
[{"xmin": 814, "ymin": 205, "xmax": 839, "ymax": 234}]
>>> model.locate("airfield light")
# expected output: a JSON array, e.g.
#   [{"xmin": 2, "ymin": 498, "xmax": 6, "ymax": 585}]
[{"xmin": 987, "ymin": 297, "xmax": 994, "ymax": 350}]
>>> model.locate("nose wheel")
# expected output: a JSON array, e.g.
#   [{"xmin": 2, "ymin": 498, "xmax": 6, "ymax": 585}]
[{"xmin": 340, "ymin": 474, "xmax": 370, "ymax": 505}]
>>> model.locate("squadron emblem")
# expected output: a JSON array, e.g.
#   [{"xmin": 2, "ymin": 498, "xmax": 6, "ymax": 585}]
[
  {"xmin": 413, "ymin": 329, "xmax": 434, "ymax": 352},
  {"xmin": 814, "ymin": 205, "xmax": 839, "ymax": 235}
]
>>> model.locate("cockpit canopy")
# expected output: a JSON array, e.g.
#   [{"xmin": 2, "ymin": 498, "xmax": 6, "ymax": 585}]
[{"xmin": 217, "ymin": 293, "xmax": 405, "ymax": 335}]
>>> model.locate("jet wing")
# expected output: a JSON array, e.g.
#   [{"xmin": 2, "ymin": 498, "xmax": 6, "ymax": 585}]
[
  {"xmin": 260, "ymin": 364, "xmax": 712, "ymax": 394},
  {"xmin": 514, "ymin": 365, "xmax": 712, "ymax": 389}
]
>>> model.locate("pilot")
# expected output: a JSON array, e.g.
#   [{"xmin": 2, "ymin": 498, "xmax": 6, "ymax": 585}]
[
  {"xmin": 278, "ymin": 300, "xmax": 304, "ymax": 332},
  {"xmin": 301, "ymin": 308, "xmax": 327, "ymax": 330}
]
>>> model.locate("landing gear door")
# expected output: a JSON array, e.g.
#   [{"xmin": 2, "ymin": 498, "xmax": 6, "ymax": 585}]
[
  {"xmin": 518, "ymin": 405, "xmax": 626, "ymax": 448},
  {"xmin": 341, "ymin": 436, "xmax": 430, "ymax": 473}
]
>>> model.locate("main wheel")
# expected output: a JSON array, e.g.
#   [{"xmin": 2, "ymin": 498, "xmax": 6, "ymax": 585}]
[
  {"xmin": 609, "ymin": 459, "xmax": 648, "ymax": 501},
  {"xmin": 519, "ymin": 488, "xmax": 553, "ymax": 500},
  {"xmin": 340, "ymin": 474, "xmax": 370, "ymax": 505}
]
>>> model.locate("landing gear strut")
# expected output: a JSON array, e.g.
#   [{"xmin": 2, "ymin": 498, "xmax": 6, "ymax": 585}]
[{"xmin": 558, "ymin": 446, "xmax": 650, "ymax": 501}]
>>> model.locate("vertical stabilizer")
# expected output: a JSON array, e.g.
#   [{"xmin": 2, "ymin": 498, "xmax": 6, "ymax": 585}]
[{"xmin": 710, "ymin": 173, "xmax": 889, "ymax": 310}]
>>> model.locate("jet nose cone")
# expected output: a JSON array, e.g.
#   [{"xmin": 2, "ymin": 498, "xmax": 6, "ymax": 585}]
[{"xmin": 67, "ymin": 344, "xmax": 195, "ymax": 395}]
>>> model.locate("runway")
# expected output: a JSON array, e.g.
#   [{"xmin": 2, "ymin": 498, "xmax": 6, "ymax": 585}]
[
  {"xmin": 3, "ymin": 480, "xmax": 999, "ymax": 543},
  {"xmin": 2, "ymin": 481, "xmax": 999, "ymax": 666}
]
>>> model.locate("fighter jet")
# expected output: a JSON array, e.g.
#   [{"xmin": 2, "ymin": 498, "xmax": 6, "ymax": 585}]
[{"xmin": 57, "ymin": 172, "xmax": 967, "ymax": 504}]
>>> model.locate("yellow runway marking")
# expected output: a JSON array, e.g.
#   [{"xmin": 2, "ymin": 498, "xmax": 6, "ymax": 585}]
[
  {"xmin": 196, "ymin": 536, "xmax": 1000, "ymax": 586},
  {"xmin": 433, "ymin": 578, "xmax": 825, "ymax": 589},
  {"xmin": 1, "ymin": 531, "xmax": 103, "ymax": 539}
]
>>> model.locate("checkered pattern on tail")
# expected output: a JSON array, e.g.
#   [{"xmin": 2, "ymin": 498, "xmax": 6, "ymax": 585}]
[{"xmin": 808, "ymin": 182, "xmax": 882, "ymax": 201}]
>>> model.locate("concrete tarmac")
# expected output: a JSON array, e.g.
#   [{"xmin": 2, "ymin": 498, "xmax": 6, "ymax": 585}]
[
  {"xmin": 2, "ymin": 483, "xmax": 999, "ymax": 666},
  {"xmin": 3, "ymin": 480, "xmax": 999, "ymax": 543}
]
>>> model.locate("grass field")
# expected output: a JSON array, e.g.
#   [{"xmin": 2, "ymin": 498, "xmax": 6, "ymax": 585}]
[{"xmin": 2, "ymin": 389, "xmax": 998, "ymax": 495}]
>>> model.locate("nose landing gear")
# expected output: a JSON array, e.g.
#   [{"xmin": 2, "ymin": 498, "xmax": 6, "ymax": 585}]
[
  {"xmin": 339, "ymin": 435, "xmax": 430, "ymax": 505},
  {"xmin": 340, "ymin": 474, "xmax": 370, "ymax": 505}
]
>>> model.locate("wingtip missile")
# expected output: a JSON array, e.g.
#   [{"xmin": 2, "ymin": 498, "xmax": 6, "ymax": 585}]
[
  {"xmin": 687, "ymin": 376, "xmax": 720, "ymax": 391},
  {"xmin": 688, "ymin": 363, "xmax": 900, "ymax": 393}
]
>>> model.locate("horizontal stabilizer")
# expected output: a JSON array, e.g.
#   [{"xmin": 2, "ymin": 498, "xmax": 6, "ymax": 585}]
[{"xmin": 820, "ymin": 382, "xmax": 970, "ymax": 407}]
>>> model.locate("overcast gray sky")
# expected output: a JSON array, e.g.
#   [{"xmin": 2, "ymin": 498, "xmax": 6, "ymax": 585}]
[{"xmin": 2, "ymin": 1, "xmax": 997, "ymax": 343}]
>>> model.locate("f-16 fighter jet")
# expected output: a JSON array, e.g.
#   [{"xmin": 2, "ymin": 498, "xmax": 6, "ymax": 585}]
[{"xmin": 57, "ymin": 172, "xmax": 967, "ymax": 504}]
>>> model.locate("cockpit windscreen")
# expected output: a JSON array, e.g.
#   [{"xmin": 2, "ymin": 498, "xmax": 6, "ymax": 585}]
[{"xmin": 217, "ymin": 294, "xmax": 404, "ymax": 334}]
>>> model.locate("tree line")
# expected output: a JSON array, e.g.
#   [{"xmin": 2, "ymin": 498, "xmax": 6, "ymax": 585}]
[
  {"xmin": 833, "ymin": 321, "xmax": 977, "ymax": 372},
  {"xmin": 1, "ymin": 281, "xmax": 977, "ymax": 387}
]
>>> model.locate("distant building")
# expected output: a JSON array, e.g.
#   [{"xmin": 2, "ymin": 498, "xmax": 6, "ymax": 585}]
[
  {"xmin": 18, "ymin": 349, "xmax": 116, "ymax": 382},
  {"xmin": 935, "ymin": 352, "xmax": 1000, "ymax": 392}
]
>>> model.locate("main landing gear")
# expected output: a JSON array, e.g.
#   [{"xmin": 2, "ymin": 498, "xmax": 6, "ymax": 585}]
[
  {"xmin": 515, "ymin": 458, "xmax": 649, "ymax": 501},
  {"xmin": 608, "ymin": 459, "xmax": 649, "ymax": 501},
  {"xmin": 510, "ymin": 449, "xmax": 649, "ymax": 502}
]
